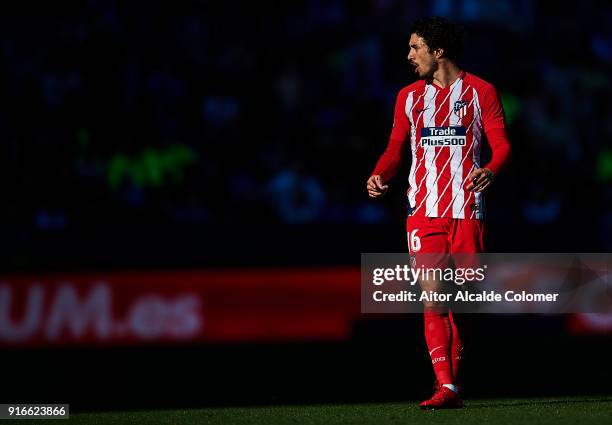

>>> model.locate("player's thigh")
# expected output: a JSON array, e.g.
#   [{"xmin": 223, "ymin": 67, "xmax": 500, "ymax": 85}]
[
  {"xmin": 450, "ymin": 218, "xmax": 485, "ymax": 254},
  {"xmin": 406, "ymin": 215, "xmax": 451, "ymax": 269},
  {"xmin": 450, "ymin": 218, "xmax": 485, "ymax": 272}
]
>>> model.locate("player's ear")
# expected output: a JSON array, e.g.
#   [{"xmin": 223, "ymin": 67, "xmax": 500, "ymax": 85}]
[{"xmin": 434, "ymin": 48, "xmax": 444, "ymax": 59}]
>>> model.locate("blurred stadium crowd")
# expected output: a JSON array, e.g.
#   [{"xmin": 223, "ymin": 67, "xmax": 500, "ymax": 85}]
[{"xmin": 0, "ymin": 0, "xmax": 610, "ymax": 271}]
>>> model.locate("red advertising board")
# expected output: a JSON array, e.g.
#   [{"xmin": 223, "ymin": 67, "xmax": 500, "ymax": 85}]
[{"xmin": 0, "ymin": 268, "xmax": 361, "ymax": 347}]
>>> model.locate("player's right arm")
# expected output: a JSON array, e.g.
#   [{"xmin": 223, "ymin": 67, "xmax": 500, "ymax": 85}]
[{"xmin": 367, "ymin": 88, "xmax": 411, "ymax": 198}]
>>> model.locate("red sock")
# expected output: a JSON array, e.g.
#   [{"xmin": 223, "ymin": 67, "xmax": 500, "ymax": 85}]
[
  {"xmin": 424, "ymin": 310, "xmax": 453, "ymax": 385},
  {"xmin": 449, "ymin": 310, "xmax": 463, "ymax": 383}
]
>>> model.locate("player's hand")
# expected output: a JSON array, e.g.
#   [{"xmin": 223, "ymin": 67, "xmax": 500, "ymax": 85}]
[
  {"xmin": 466, "ymin": 167, "xmax": 494, "ymax": 193},
  {"xmin": 367, "ymin": 175, "xmax": 389, "ymax": 198}
]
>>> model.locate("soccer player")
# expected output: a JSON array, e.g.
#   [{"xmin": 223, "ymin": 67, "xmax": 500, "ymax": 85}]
[{"xmin": 366, "ymin": 17, "xmax": 511, "ymax": 409}]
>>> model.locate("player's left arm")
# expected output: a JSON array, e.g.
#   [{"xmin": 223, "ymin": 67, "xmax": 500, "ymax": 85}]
[{"xmin": 467, "ymin": 84, "xmax": 512, "ymax": 192}]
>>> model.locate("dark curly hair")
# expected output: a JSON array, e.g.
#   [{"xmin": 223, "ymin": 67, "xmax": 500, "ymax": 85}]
[{"xmin": 410, "ymin": 17, "xmax": 466, "ymax": 62}]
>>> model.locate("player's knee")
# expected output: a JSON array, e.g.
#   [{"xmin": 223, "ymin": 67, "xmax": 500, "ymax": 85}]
[{"xmin": 422, "ymin": 300, "xmax": 448, "ymax": 311}]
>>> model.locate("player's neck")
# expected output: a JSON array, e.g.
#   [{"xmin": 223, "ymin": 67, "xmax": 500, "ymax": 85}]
[{"xmin": 432, "ymin": 61, "xmax": 462, "ymax": 89}]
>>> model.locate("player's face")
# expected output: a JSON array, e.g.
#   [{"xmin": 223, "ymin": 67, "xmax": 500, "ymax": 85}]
[{"xmin": 407, "ymin": 33, "xmax": 437, "ymax": 79}]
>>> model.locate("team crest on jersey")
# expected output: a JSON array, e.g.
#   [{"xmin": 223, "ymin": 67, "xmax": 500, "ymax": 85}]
[{"xmin": 453, "ymin": 100, "xmax": 469, "ymax": 118}]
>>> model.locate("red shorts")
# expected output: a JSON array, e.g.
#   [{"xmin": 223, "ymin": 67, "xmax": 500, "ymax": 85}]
[{"xmin": 406, "ymin": 214, "xmax": 485, "ymax": 269}]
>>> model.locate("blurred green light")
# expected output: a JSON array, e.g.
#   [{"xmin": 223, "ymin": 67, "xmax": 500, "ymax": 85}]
[
  {"xmin": 596, "ymin": 149, "xmax": 612, "ymax": 182},
  {"xmin": 77, "ymin": 127, "xmax": 90, "ymax": 147},
  {"xmin": 107, "ymin": 144, "xmax": 197, "ymax": 190},
  {"xmin": 500, "ymin": 92, "xmax": 519, "ymax": 126}
]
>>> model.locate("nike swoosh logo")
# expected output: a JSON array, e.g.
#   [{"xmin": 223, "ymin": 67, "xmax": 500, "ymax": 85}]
[
  {"xmin": 429, "ymin": 345, "xmax": 444, "ymax": 356},
  {"xmin": 416, "ymin": 108, "xmax": 430, "ymax": 113}
]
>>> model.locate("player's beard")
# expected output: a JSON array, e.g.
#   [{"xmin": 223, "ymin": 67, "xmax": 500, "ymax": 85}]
[{"xmin": 418, "ymin": 61, "xmax": 437, "ymax": 80}]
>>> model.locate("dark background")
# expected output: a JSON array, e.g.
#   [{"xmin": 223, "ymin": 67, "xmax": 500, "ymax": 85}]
[
  {"xmin": 1, "ymin": 0, "xmax": 611, "ymax": 411},
  {"xmin": 1, "ymin": 0, "xmax": 611, "ymax": 272}
]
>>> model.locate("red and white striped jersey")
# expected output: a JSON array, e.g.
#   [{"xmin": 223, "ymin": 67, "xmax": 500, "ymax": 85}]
[{"xmin": 373, "ymin": 71, "xmax": 510, "ymax": 220}]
